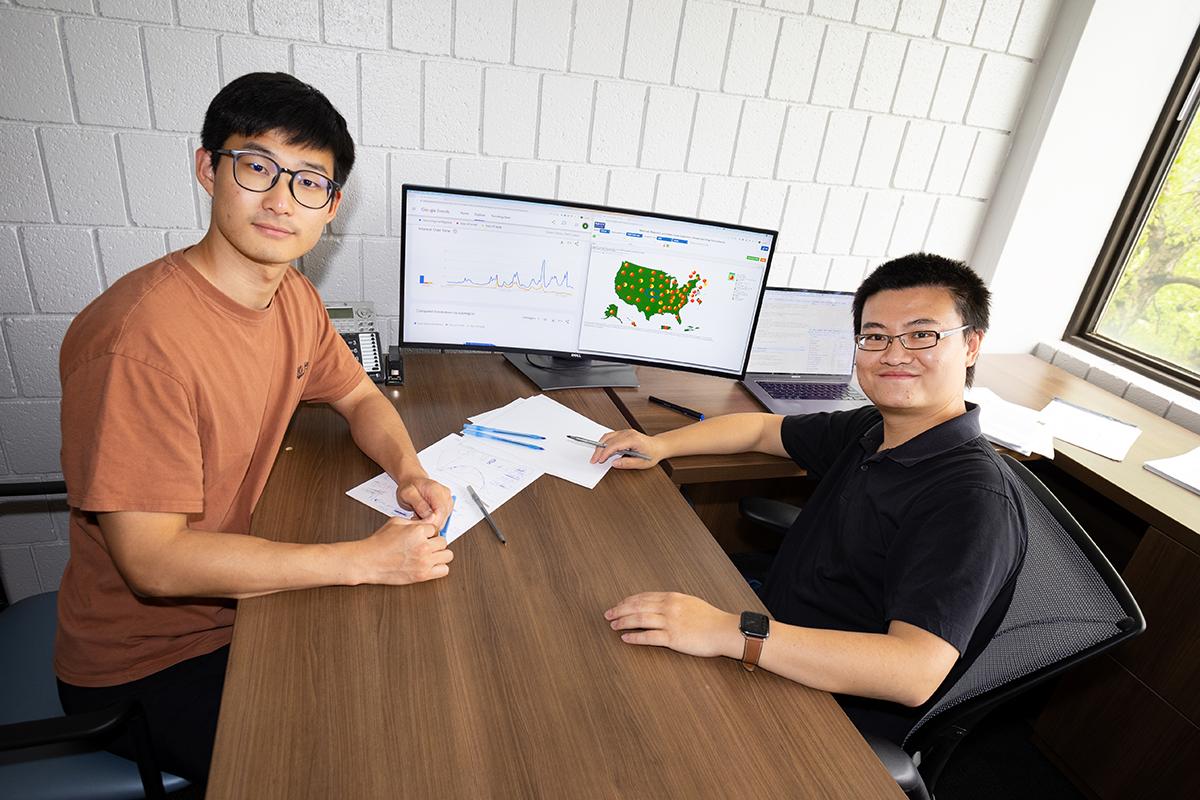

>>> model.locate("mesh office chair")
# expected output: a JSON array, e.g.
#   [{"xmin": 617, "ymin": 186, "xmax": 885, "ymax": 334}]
[
  {"xmin": 0, "ymin": 480, "xmax": 188, "ymax": 800},
  {"xmin": 739, "ymin": 455, "xmax": 1145, "ymax": 800}
]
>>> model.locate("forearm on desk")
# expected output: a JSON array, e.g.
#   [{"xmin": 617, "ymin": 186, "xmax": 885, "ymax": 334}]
[
  {"xmin": 753, "ymin": 621, "xmax": 959, "ymax": 708},
  {"xmin": 99, "ymin": 511, "xmax": 368, "ymax": 600},
  {"xmin": 655, "ymin": 413, "xmax": 787, "ymax": 459}
]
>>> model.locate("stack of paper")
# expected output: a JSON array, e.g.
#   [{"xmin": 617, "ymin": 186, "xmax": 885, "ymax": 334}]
[
  {"xmin": 1039, "ymin": 398, "xmax": 1141, "ymax": 461},
  {"xmin": 345, "ymin": 434, "xmax": 542, "ymax": 543},
  {"xmin": 467, "ymin": 393, "xmax": 615, "ymax": 489},
  {"xmin": 346, "ymin": 394, "xmax": 621, "ymax": 543},
  {"xmin": 965, "ymin": 387, "xmax": 1055, "ymax": 458},
  {"xmin": 1144, "ymin": 446, "xmax": 1200, "ymax": 496}
]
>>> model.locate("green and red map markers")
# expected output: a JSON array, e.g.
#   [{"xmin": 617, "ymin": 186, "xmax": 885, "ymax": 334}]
[{"xmin": 608, "ymin": 261, "xmax": 707, "ymax": 325}]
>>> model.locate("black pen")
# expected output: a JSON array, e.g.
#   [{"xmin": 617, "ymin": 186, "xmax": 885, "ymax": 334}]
[
  {"xmin": 466, "ymin": 484, "xmax": 506, "ymax": 544},
  {"xmin": 648, "ymin": 395, "xmax": 705, "ymax": 421}
]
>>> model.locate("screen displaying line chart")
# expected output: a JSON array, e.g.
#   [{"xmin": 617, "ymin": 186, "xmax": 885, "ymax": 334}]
[{"xmin": 402, "ymin": 188, "xmax": 776, "ymax": 377}]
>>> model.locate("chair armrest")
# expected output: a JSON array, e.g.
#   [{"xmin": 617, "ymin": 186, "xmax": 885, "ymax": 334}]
[
  {"xmin": 0, "ymin": 702, "xmax": 136, "ymax": 752},
  {"xmin": 863, "ymin": 733, "xmax": 931, "ymax": 800},
  {"xmin": 0, "ymin": 480, "xmax": 67, "ymax": 497},
  {"xmin": 737, "ymin": 497, "xmax": 801, "ymax": 538}
]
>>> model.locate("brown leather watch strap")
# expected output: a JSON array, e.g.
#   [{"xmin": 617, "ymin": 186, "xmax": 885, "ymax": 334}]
[{"xmin": 741, "ymin": 635, "xmax": 764, "ymax": 672}]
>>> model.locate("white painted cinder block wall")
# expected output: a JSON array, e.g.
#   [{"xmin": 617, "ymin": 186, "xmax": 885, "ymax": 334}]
[{"xmin": 0, "ymin": 0, "xmax": 1058, "ymax": 600}]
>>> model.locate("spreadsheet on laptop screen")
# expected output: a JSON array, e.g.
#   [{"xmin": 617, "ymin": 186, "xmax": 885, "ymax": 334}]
[{"xmin": 746, "ymin": 289, "xmax": 857, "ymax": 376}]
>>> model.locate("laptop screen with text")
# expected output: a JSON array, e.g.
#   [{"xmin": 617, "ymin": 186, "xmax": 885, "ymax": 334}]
[{"xmin": 746, "ymin": 288, "xmax": 857, "ymax": 377}]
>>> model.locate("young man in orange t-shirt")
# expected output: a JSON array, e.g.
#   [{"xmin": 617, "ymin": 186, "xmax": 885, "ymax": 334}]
[{"xmin": 55, "ymin": 73, "xmax": 452, "ymax": 784}]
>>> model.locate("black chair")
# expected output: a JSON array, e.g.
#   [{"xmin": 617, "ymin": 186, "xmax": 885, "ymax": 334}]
[
  {"xmin": 738, "ymin": 455, "xmax": 1145, "ymax": 800},
  {"xmin": 0, "ymin": 480, "xmax": 187, "ymax": 799}
]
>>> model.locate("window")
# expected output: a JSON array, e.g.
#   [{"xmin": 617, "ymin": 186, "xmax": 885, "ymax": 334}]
[{"xmin": 1067, "ymin": 26, "xmax": 1200, "ymax": 397}]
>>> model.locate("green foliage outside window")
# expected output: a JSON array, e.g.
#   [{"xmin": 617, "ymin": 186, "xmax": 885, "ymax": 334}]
[{"xmin": 1096, "ymin": 112, "xmax": 1200, "ymax": 377}]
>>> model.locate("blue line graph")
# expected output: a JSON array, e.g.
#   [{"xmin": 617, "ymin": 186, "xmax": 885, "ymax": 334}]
[{"xmin": 446, "ymin": 260, "xmax": 575, "ymax": 293}]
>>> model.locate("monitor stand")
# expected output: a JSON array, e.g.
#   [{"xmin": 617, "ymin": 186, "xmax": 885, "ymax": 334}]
[{"xmin": 505, "ymin": 353, "xmax": 639, "ymax": 390}]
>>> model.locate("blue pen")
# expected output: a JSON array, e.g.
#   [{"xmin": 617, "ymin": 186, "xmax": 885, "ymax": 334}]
[
  {"xmin": 462, "ymin": 424, "xmax": 546, "ymax": 440},
  {"xmin": 439, "ymin": 495, "xmax": 456, "ymax": 537},
  {"xmin": 461, "ymin": 429, "xmax": 546, "ymax": 451}
]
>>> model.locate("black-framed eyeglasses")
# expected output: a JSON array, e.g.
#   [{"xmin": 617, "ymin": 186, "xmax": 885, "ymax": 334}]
[
  {"xmin": 212, "ymin": 148, "xmax": 340, "ymax": 209},
  {"xmin": 854, "ymin": 324, "xmax": 972, "ymax": 351}
]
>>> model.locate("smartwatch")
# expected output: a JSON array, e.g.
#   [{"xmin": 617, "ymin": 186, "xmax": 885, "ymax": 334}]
[{"xmin": 739, "ymin": 611, "xmax": 770, "ymax": 672}]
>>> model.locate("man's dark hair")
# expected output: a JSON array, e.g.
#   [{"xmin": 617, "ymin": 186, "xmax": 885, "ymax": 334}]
[
  {"xmin": 852, "ymin": 252, "xmax": 990, "ymax": 387},
  {"xmin": 201, "ymin": 72, "xmax": 355, "ymax": 184}
]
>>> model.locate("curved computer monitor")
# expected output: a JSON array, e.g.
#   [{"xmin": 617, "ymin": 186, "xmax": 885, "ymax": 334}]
[{"xmin": 400, "ymin": 185, "xmax": 778, "ymax": 389}]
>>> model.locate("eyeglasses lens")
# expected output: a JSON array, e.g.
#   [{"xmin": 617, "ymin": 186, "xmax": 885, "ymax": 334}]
[{"xmin": 231, "ymin": 153, "xmax": 332, "ymax": 209}]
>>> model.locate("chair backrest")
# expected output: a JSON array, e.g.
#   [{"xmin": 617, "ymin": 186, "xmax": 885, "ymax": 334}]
[{"xmin": 901, "ymin": 455, "xmax": 1144, "ymax": 780}]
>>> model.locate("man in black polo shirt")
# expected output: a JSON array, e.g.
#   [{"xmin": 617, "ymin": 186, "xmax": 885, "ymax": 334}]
[{"xmin": 596, "ymin": 253, "xmax": 1027, "ymax": 743}]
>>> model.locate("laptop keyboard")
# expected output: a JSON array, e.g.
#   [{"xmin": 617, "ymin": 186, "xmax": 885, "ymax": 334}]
[{"xmin": 757, "ymin": 381, "xmax": 867, "ymax": 401}]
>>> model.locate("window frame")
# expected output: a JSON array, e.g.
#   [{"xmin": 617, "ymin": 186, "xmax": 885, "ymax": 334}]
[{"xmin": 1065, "ymin": 24, "xmax": 1200, "ymax": 399}]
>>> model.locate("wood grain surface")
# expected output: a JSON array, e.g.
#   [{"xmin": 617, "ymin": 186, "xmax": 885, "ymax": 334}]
[
  {"xmin": 607, "ymin": 367, "xmax": 805, "ymax": 485},
  {"xmin": 207, "ymin": 354, "xmax": 902, "ymax": 799}
]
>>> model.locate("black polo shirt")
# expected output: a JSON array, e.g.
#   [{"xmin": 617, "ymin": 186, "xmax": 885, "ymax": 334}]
[{"xmin": 760, "ymin": 404, "xmax": 1027, "ymax": 742}]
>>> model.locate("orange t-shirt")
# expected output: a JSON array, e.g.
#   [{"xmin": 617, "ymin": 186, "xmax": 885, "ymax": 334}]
[{"xmin": 55, "ymin": 249, "xmax": 364, "ymax": 686}]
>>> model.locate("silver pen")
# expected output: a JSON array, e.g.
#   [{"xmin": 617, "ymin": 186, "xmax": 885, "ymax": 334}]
[
  {"xmin": 566, "ymin": 434, "xmax": 653, "ymax": 461},
  {"xmin": 466, "ymin": 484, "xmax": 506, "ymax": 544}
]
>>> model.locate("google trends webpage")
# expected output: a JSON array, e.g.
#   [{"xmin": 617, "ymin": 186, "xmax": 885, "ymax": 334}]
[{"xmin": 402, "ymin": 190, "xmax": 773, "ymax": 376}]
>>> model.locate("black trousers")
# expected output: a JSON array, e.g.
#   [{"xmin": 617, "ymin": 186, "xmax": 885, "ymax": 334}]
[{"xmin": 57, "ymin": 645, "xmax": 229, "ymax": 785}]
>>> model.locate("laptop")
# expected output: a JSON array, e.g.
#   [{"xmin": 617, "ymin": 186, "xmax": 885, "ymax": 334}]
[{"xmin": 741, "ymin": 287, "xmax": 872, "ymax": 414}]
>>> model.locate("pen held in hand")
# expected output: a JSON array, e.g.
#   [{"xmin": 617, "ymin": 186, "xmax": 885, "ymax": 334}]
[
  {"xmin": 466, "ymin": 484, "xmax": 506, "ymax": 544},
  {"xmin": 567, "ymin": 434, "xmax": 653, "ymax": 461},
  {"xmin": 439, "ymin": 496, "xmax": 455, "ymax": 537}
]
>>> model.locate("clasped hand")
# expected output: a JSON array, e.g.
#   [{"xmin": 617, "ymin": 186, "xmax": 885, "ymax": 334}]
[
  {"xmin": 355, "ymin": 474, "xmax": 455, "ymax": 586},
  {"xmin": 395, "ymin": 475, "xmax": 453, "ymax": 529}
]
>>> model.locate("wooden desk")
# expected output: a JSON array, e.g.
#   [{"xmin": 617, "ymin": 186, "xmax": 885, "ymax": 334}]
[
  {"xmin": 973, "ymin": 355, "xmax": 1200, "ymax": 553},
  {"xmin": 607, "ymin": 367, "xmax": 801, "ymax": 485},
  {"xmin": 207, "ymin": 355, "xmax": 902, "ymax": 799}
]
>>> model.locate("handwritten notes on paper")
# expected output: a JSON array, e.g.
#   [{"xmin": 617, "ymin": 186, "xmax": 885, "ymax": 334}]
[
  {"xmin": 346, "ymin": 434, "xmax": 541, "ymax": 544},
  {"xmin": 347, "ymin": 394, "xmax": 622, "ymax": 543}
]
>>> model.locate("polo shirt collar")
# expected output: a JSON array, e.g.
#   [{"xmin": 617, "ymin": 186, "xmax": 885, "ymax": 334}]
[{"xmin": 859, "ymin": 403, "xmax": 983, "ymax": 466}]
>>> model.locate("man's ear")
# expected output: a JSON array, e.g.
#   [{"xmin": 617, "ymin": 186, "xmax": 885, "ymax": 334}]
[
  {"xmin": 324, "ymin": 190, "xmax": 343, "ymax": 223},
  {"xmin": 965, "ymin": 328, "xmax": 984, "ymax": 367},
  {"xmin": 195, "ymin": 147, "xmax": 216, "ymax": 198}
]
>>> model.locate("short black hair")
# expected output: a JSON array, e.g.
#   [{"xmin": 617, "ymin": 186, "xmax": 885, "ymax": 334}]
[
  {"xmin": 852, "ymin": 253, "xmax": 990, "ymax": 386},
  {"xmin": 201, "ymin": 72, "xmax": 355, "ymax": 184}
]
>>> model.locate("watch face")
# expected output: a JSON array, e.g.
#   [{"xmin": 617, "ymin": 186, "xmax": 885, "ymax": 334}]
[{"xmin": 740, "ymin": 611, "xmax": 769, "ymax": 639}]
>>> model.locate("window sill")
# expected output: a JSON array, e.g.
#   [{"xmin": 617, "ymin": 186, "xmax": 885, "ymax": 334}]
[{"xmin": 1033, "ymin": 341, "xmax": 1200, "ymax": 434}]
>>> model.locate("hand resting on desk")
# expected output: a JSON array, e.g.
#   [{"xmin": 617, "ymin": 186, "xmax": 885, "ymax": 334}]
[
  {"xmin": 356, "ymin": 515, "xmax": 454, "ymax": 586},
  {"xmin": 590, "ymin": 429, "xmax": 665, "ymax": 468},
  {"xmin": 605, "ymin": 592, "xmax": 741, "ymax": 659}
]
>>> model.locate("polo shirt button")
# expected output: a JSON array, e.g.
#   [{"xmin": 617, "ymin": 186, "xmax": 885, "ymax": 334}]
[{"xmin": 860, "ymin": 464, "xmax": 868, "ymax": 471}]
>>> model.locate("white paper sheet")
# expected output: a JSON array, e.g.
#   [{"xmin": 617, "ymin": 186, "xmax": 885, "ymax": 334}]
[
  {"xmin": 468, "ymin": 395, "xmax": 530, "ymax": 425},
  {"xmin": 1039, "ymin": 397, "xmax": 1141, "ymax": 462},
  {"xmin": 964, "ymin": 387, "xmax": 1055, "ymax": 458},
  {"xmin": 467, "ymin": 393, "xmax": 615, "ymax": 488},
  {"xmin": 345, "ymin": 434, "xmax": 542, "ymax": 543},
  {"xmin": 1144, "ymin": 446, "xmax": 1200, "ymax": 496}
]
